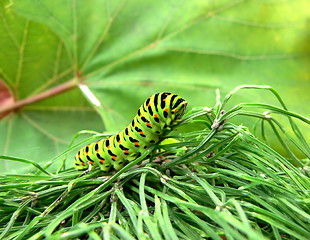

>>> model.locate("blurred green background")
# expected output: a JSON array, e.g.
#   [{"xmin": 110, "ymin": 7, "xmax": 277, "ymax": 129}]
[{"xmin": 0, "ymin": 0, "xmax": 309, "ymax": 173}]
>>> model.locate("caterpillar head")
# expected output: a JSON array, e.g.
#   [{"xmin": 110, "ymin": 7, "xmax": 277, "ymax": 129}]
[{"xmin": 170, "ymin": 94, "xmax": 187, "ymax": 120}]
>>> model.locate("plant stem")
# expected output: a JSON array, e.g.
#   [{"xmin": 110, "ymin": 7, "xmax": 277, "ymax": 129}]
[{"xmin": 0, "ymin": 79, "xmax": 78, "ymax": 114}]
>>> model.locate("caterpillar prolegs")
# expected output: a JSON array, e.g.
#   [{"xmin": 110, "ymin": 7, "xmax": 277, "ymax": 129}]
[{"xmin": 74, "ymin": 92, "xmax": 188, "ymax": 172}]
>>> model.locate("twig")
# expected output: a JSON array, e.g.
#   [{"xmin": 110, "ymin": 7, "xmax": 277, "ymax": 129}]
[{"xmin": 0, "ymin": 79, "xmax": 78, "ymax": 114}]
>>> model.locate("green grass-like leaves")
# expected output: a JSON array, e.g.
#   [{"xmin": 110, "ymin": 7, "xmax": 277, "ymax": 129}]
[{"xmin": 0, "ymin": 86, "xmax": 309, "ymax": 239}]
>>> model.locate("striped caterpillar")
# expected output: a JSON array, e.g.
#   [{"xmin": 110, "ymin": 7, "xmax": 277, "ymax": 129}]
[{"xmin": 74, "ymin": 92, "xmax": 187, "ymax": 172}]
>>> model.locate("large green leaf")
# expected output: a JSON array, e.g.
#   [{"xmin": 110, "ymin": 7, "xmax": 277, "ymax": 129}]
[{"xmin": 0, "ymin": 0, "xmax": 309, "ymax": 173}]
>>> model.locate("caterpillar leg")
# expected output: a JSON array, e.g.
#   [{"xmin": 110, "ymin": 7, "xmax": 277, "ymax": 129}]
[
  {"xmin": 88, "ymin": 163, "xmax": 93, "ymax": 172},
  {"xmin": 78, "ymin": 168, "xmax": 91, "ymax": 178},
  {"xmin": 99, "ymin": 163, "xmax": 112, "ymax": 172},
  {"xmin": 112, "ymin": 160, "xmax": 127, "ymax": 170}
]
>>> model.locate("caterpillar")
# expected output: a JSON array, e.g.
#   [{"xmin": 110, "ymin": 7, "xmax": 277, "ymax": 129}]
[{"xmin": 74, "ymin": 92, "xmax": 187, "ymax": 172}]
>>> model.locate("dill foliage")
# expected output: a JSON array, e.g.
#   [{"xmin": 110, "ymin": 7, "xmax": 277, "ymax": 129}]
[{"xmin": 1, "ymin": 86, "xmax": 309, "ymax": 240}]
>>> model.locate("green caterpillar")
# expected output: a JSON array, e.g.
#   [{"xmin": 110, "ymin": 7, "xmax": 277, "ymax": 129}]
[{"xmin": 74, "ymin": 92, "xmax": 187, "ymax": 172}]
